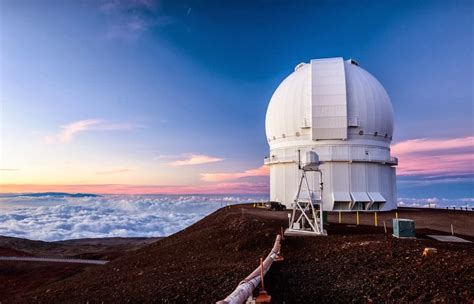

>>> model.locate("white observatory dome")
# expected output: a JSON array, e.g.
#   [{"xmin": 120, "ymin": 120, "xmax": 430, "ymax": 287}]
[
  {"xmin": 266, "ymin": 59, "xmax": 394, "ymax": 144},
  {"xmin": 264, "ymin": 57, "xmax": 397, "ymax": 212}
]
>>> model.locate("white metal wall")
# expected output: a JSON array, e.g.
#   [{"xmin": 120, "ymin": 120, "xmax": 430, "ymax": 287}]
[
  {"xmin": 266, "ymin": 58, "xmax": 397, "ymax": 212},
  {"xmin": 311, "ymin": 58, "xmax": 348, "ymax": 140},
  {"xmin": 268, "ymin": 155, "xmax": 397, "ymax": 211}
]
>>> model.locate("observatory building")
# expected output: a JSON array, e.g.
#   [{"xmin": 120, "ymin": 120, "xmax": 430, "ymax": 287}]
[{"xmin": 265, "ymin": 57, "xmax": 397, "ymax": 211}]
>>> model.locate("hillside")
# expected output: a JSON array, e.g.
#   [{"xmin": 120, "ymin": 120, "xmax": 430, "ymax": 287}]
[
  {"xmin": 0, "ymin": 236, "xmax": 160, "ymax": 300},
  {"xmin": 2, "ymin": 206, "xmax": 473, "ymax": 303}
]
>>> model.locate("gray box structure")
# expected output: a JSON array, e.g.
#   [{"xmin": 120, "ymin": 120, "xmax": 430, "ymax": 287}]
[{"xmin": 393, "ymin": 219, "xmax": 416, "ymax": 238}]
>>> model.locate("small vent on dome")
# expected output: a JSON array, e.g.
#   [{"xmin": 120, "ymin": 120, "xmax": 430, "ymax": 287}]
[
  {"xmin": 348, "ymin": 117, "xmax": 359, "ymax": 127},
  {"xmin": 349, "ymin": 59, "xmax": 359, "ymax": 66},
  {"xmin": 301, "ymin": 118, "xmax": 311, "ymax": 129},
  {"xmin": 294, "ymin": 62, "xmax": 306, "ymax": 71}
]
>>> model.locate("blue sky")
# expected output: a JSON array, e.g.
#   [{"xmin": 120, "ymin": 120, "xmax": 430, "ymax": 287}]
[{"xmin": 0, "ymin": 0, "xmax": 472, "ymax": 199}]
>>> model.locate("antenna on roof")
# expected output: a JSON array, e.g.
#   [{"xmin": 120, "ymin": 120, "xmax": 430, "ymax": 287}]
[
  {"xmin": 348, "ymin": 59, "xmax": 359, "ymax": 66},
  {"xmin": 294, "ymin": 62, "xmax": 306, "ymax": 71}
]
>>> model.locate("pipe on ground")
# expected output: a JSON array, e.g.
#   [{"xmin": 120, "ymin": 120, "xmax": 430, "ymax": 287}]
[{"xmin": 216, "ymin": 234, "xmax": 282, "ymax": 304}]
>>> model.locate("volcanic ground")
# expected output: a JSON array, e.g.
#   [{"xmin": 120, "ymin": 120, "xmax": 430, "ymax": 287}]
[{"xmin": 0, "ymin": 206, "xmax": 473, "ymax": 303}]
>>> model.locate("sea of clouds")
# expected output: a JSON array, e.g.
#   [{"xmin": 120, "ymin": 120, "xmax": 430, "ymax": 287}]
[
  {"xmin": 397, "ymin": 197, "xmax": 474, "ymax": 209},
  {"xmin": 0, "ymin": 194, "xmax": 267, "ymax": 241},
  {"xmin": 0, "ymin": 194, "xmax": 471, "ymax": 241}
]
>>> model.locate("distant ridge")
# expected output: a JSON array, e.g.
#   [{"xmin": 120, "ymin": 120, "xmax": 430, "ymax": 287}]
[{"xmin": 3, "ymin": 192, "xmax": 100, "ymax": 198}]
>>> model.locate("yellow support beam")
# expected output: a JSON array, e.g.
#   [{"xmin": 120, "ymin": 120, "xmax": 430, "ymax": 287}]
[
  {"xmin": 338, "ymin": 211, "xmax": 342, "ymax": 224},
  {"xmin": 374, "ymin": 212, "xmax": 378, "ymax": 227},
  {"xmin": 356, "ymin": 211, "xmax": 360, "ymax": 225}
]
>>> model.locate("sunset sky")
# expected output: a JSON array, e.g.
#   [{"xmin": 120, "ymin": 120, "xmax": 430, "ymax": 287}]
[{"xmin": 0, "ymin": 0, "xmax": 473, "ymax": 198}]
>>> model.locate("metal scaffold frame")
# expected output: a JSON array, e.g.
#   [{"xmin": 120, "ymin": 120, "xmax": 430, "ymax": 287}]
[{"xmin": 286, "ymin": 165, "xmax": 326, "ymax": 236}]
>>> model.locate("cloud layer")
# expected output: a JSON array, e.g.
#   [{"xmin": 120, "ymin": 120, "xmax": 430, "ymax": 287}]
[
  {"xmin": 201, "ymin": 165, "xmax": 269, "ymax": 182},
  {"xmin": 44, "ymin": 119, "xmax": 143, "ymax": 143},
  {"xmin": 0, "ymin": 182, "xmax": 269, "ymax": 195},
  {"xmin": 99, "ymin": 0, "xmax": 176, "ymax": 40},
  {"xmin": 398, "ymin": 197, "xmax": 473, "ymax": 209},
  {"xmin": 168, "ymin": 154, "xmax": 224, "ymax": 166},
  {"xmin": 392, "ymin": 136, "xmax": 474, "ymax": 176},
  {"xmin": 0, "ymin": 194, "xmax": 266, "ymax": 241},
  {"xmin": 96, "ymin": 168, "xmax": 133, "ymax": 175},
  {"xmin": 0, "ymin": 194, "xmax": 471, "ymax": 242}
]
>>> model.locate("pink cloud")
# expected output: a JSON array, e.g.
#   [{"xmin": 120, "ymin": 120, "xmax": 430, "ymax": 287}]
[
  {"xmin": 0, "ymin": 166, "xmax": 270, "ymax": 195},
  {"xmin": 167, "ymin": 155, "xmax": 224, "ymax": 166},
  {"xmin": 392, "ymin": 136, "xmax": 474, "ymax": 176},
  {"xmin": 201, "ymin": 165, "xmax": 269, "ymax": 182},
  {"xmin": 392, "ymin": 137, "xmax": 474, "ymax": 155},
  {"xmin": 0, "ymin": 182, "xmax": 268, "ymax": 195}
]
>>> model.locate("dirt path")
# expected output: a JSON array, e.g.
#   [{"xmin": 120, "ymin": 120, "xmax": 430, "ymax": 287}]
[{"xmin": 0, "ymin": 256, "xmax": 108, "ymax": 265}]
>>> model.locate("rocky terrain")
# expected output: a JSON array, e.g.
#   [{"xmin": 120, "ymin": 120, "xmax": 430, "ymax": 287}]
[
  {"xmin": 0, "ymin": 236, "xmax": 160, "ymax": 300},
  {"xmin": 0, "ymin": 206, "xmax": 472, "ymax": 303}
]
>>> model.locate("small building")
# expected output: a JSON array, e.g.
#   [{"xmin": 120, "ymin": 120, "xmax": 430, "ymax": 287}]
[{"xmin": 264, "ymin": 58, "xmax": 397, "ymax": 211}]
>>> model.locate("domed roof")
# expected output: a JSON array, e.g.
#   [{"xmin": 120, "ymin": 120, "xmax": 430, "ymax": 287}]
[{"xmin": 265, "ymin": 58, "xmax": 394, "ymax": 144}]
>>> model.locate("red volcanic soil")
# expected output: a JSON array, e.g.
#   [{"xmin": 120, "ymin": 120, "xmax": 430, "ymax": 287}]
[
  {"xmin": 0, "ymin": 237, "xmax": 160, "ymax": 300},
  {"xmin": 0, "ymin": 236, "xmax": 160, "ymax": 260},
  {"xmin": 1, "ymin": 207, "xmax": 473, "ymax": 303}
]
